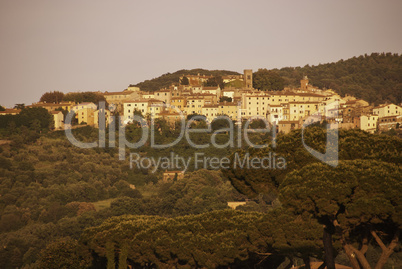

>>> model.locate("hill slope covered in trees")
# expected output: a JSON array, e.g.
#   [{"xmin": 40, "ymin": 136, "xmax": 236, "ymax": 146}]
[
  {"xmin": 132, "ymin": 53, "xmax": 401, "ymax": 105},
  {"xmin": 132, "ymin": 69, "xmax": 240, "ymax": 92},
  {"xmin": 276, "ymin": 52, "xmax": 401, "ymax": 105}
]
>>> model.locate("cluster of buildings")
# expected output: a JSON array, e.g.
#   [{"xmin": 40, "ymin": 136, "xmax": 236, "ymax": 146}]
[{"xmin": 1, "ymin": 70, "xmax": 401, "ymax": 133}]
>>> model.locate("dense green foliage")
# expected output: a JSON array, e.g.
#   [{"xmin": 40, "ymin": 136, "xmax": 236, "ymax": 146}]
[
  {"xmin": 223, "ymin": 128, "xmax": 402, "ymax": 198},
  {"xmin": 63, "ymin": 91, "xmax": 106, "ymax": 105},
  {"xmin": 180, "ymin": 76, "xmax": 189, "ymax": 85},
  {"xmin": 0, "ymin": 107, "xmax": 54, "ymax": 145},
  {"xmin": 82, "ymin": 209, "xmax": 323, "ymax": 268},
  {"xmin": 0, "ymin": 124, "xmax": 273, "ymax": 268},
  {"xmin": 223, "ymin": 128, "xmax": 402, "ymax": 269},
  {"xmin": 39, "ymin": 91, "xmax": 65, "ymax": 104},
  {"xmin": 280, "ymin": 160, "xmax": 401, "ymax": 269},
  {"xmin": 277, "ymin": 52, "xmax": 402, "ymax": 104},
  {"xmin": 0, "ymin": 111, "xmax": 401, "ymax": 268},
  {"xmin": 205, "ymin": 75, "xmax": 225, "ymax": 89},
  {"xmin": 253, "ymin": 69, "xmax": 285, "ymax": 91},
  {"xmin": 132, "ymin": 53, "xmax": 401, "ymax": 104},
  {"xmin": 132, "ymin": 69, "xmax": 240, "ymax": 92}
]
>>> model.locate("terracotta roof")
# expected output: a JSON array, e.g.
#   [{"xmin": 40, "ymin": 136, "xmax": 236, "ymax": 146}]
[
  {"xmin": 269, "ymin": 91, "xmax": 297, "ymax": 96},
  {"xmin": 203, "ymin": 104, "xmax": 219, "ymax": 108},
  {"xmin": 269, "ymin": 105, "xmax": 283, "ymax": 107},
  {"xmin": 378, "ymin": 115, "xmax": 401, "ymax": 119},
  {"xmin": 269, "ymin": 91, "xmax": 325, "ymax": 97},
  {"xmin": 374, "ymin": 103, "xmax": 400, "ymax": 109},
  {"xmin": 29, "ymin": 102, "xmax": 73, "ymax": 107},
  {"xmin": 245, "ymin": 95, "xmax": 270, "ymax": 97},
  {"xmin": 288, "ymin": 101, "xmax": 320, "ymax": 104},
  {"xmin": 123, "ymin": 99, "xmax": 149, "ymax": 103},
  {"xmin": 0, "ymin": 109, "xmax": 21, "ymax": 114},
  {"xmin": 147, "ymin": 98, "xmax": 164, "ymax": 103},
  {"xmin": 104, "ymin": 91, "xmax": 134, "ymax": 96},
  {"xmin": 218, "ymin": 102, "xmax": 238, "ymax": 106},
  {"xmin": 76, "ymin": 102, "xmax": 95, "ymax": 106}
]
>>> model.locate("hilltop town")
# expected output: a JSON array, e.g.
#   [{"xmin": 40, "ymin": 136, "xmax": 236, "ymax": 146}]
[{"xmin": 1, "ymin": 69, "xmax": 401, "ymax": 134}]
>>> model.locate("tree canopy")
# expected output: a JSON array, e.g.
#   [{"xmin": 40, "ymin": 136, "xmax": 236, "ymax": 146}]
[
  {"xmin": 204, "ymin": 76, "xmax": 225, "ymax": 89},
  {"xmin": 180, "ymin": 76, "xmax": 189, "ymax": 85},
  {"xmin": 277, "ymin": 52, "xmax": 402, "ymax": 105},
  {"xmin": 223, "ymin": 128, "xmax": 402, "ymax": 198},
  {"xmin": 39, "ymin": 91, "xmax": 65, "ymax": 103},
  {"xmin": 63, "ymin": 91, "xmax": 106, "ymax": 105},
  {"xmin": 132, "ymin": 69, "xmax": 239, "ymax": 92},
  {"xmin": 280, "ymin": 160, "xmax": 401, "ymax": 269},
  {"xmin": 253, "ymin": 69, "xmax": 285, "ymax": 91}
]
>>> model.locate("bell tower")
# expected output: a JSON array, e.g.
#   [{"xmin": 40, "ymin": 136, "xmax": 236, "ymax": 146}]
[
  {"xmin": 301, "ymin": 75, "xmax": 309, "ymax": 91},
  {"xmin": 244, "ymin": 69, "xmax": 253, "ymax": 89}
]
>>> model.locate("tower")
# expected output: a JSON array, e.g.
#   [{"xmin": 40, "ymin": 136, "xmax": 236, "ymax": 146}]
[
  {"xmin": 244, "ymin": 69, "xmax": 253, "ymax": 89},
  {"xmin": 301, "ymin": 75, "xmax": 309, "ymax": 91}
]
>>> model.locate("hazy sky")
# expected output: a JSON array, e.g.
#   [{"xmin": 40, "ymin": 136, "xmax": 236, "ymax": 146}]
[{"xmin": 1, "ymin": 0, "xmax": 401, "ymax": 108}]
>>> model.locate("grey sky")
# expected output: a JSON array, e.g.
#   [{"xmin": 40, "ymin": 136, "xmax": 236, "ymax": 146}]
[{"xmin": 1, "ymin": 0, "xmax": 401, "ymax": 108}]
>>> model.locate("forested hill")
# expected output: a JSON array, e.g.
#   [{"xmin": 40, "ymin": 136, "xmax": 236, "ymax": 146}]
[
  {"xmin": 132, "ymin": 69, "xmax": 240, "ymax": 92},
  {"xmin": 132, "ymin": 53, "xmax": 401, "ymax": 105},
  {"xmin": 276, "ymin": 53, "xmax": 402, "ymax": 105}
]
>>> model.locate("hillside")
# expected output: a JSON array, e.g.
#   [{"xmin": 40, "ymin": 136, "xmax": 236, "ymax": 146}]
[
  {"xmin": 276, "ymin": 52, "xmax": 402, "ymax": 105},
  {"xmin": 132, "ymin": 69, "xmax": 240, "ymax": 92},
  {"xmin": 133, "ymin": 53, "xmax": 401, "ymax": 105}
]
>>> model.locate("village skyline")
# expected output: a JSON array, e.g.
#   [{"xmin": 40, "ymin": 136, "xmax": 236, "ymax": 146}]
[{"xmin": 1, "ymin": 0, "xmax": 402, "ymax": 108}]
